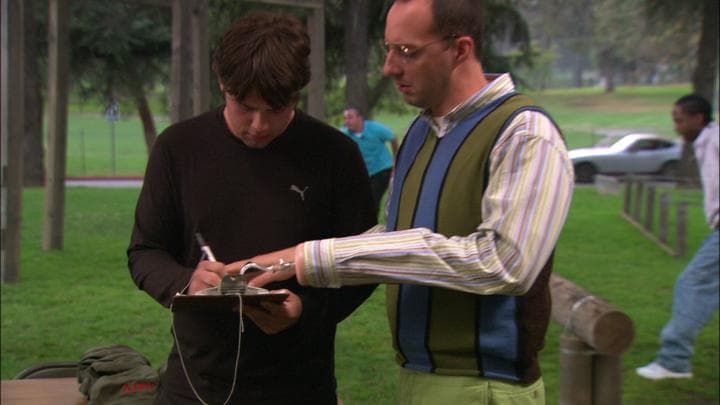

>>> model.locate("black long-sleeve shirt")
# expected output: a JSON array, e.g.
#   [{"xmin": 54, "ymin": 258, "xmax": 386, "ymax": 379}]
[{"xmin": 127, "ymin": 107, "xmax": 377, "ymax": 404}]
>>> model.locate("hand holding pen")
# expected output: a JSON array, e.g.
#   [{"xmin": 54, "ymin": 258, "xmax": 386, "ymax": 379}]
[
  {"xmin": 188, "ymin": 233, "xmax": 225, "ymax": 295},
  {"xmin": 195, "ymin": 232, "xmax": 217, "ymax": 262}
]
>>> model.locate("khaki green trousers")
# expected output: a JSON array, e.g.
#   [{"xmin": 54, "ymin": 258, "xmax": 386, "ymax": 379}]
[{"xmin": 397, "ymin": 368, "xmax": 545, "ymax": 405}]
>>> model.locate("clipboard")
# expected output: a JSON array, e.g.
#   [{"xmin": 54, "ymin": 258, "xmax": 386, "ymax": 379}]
[{"xmin": 171, "ymin": 287, "xmax": 289, "ymax": 313}]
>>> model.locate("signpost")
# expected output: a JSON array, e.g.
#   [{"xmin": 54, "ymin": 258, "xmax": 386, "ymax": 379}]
[{"xmin": 104, "ymin": 101, "xmax": 120, "ymax": 175}]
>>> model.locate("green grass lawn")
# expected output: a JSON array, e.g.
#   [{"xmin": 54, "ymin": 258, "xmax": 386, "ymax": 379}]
[{"xmin": 2, "ymin": 186, "xmax": 717, "ymax": 404}]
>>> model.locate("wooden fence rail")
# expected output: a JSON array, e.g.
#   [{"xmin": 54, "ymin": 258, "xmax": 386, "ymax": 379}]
[{"xmin": 621, "ymin": 178, "xmax": 688, "ymax": 256}]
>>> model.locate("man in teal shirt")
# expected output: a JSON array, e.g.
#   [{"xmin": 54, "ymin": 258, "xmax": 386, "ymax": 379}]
[{"xmin": 342, "ymin": 107, "xmax": 399, "ymax": 214}]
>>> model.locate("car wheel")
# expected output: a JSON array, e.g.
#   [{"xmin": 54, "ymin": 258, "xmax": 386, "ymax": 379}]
[
  {"xmin": 660, "ymin": 161, "xmax": 679, "ymax": 180},
  {"xmin": 574, "ymin": 163, "xmax": 597, "ymax": 183}
]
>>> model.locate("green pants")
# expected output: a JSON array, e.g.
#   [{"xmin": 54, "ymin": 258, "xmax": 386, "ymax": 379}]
[{"xmin": 397, "ymin": 368, "xmax": 545, "ymax": 405}]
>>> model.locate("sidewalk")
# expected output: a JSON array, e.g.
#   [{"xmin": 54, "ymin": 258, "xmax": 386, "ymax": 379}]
[{"xmin": 65, "ymin": 176, "xmax": 143, "ymax": 188}]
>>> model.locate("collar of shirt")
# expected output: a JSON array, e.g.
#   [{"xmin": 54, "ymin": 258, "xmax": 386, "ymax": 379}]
[
  {"xmin": 343, "ymin": 126, "xmax": 363, "ymax": 138},
  {"xmin": 421, "ymin": 73, "xmax": 515, "ymax": 138}
]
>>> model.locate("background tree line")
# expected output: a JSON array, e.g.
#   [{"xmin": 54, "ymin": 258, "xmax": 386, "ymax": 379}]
[
  {"xmin": 518, "ymin": 0, "xmax": 717, "ymax": 99},
  {"xmin": 21, "ymin": 0, "xmax": 717, "ymax": 185}
]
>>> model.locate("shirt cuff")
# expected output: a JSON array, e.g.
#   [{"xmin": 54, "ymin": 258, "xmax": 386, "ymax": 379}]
[{"xmin": 302, "ymin": 238, "xmax": 341, "ymax": 288}]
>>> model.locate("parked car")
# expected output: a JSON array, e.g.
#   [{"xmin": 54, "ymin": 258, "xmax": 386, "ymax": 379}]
[{"xmin": 569, "ymin": 133, "xmax": 682, "ymax": 183}]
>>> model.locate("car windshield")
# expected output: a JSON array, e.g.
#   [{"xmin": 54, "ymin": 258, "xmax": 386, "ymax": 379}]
[
  {"xmin": 608, "ymin": 136, "xmax": 640, "ymax": 151},
  {"xmin": 594, "ymin": 136, "xmax": 622, "ymax": 148}
]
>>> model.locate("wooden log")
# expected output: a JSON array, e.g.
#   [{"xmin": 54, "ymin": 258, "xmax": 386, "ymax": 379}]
[
  {"xmin": 559, "ymin": 334, "xmax": 593, "ymax": 405},
  {"xmin": 593, "ymin": 354, "xmax": 622, "ymax": 405},
  {"xmin": 550, "ymin": 273, "xmax": 635, "ymax": 355}
]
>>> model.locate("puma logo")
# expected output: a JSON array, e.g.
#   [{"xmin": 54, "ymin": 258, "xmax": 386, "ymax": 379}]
[{"xmin": 290, "ymin": 185, "xmax": 309, "ymax": 201}]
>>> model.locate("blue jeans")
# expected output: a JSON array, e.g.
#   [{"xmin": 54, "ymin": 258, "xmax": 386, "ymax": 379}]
[{"xmin": 656, "ymin": 229, "xmax": 719, "ymax": 373}]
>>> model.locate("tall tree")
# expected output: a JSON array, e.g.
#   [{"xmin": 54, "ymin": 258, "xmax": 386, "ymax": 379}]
[
  {"xmin": 646, "ymin": 0, "xmax": 718, "ymax": 103},
  {"xmin": 520, "ymin": 0, "xmax": 702, "ymax": 91},
  {"xmin": 691, "ymin": 0, "xmax": 717, "ymax": 103},
  {"xmin": 343, "ymin": 0, "xmax": 370, "ymax": 114},
  {"xmin": 592, "ymin": 0, "xmax": 642, "ymax": 93},
  {"xmin": 323, "ymin": 0, "xmax": 390, "ymax": 118},
  {"xmin": 70, "ymin": 0, "xmax": 171, "ymax": 153},
  {"xmin": 481, "ymin": 1, "xmax": 533, "ymax": 74},
  {"xmin": 519, "ymin": 0, "xmax": 595, "ymax": 88}
]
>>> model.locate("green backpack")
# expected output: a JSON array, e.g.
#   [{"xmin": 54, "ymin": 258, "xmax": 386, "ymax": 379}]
[{"xmin": 77, "ymin": 344, "xmax": 160, "ymax": 404}]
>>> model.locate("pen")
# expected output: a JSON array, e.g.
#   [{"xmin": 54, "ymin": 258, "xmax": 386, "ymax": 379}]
[{"xmin": 195, "ymin": 233, "xmax": 217, "ymax": 262}]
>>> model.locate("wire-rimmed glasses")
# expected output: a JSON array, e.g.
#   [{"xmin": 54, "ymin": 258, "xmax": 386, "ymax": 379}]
[{"xmin": 382, "ymin": 34, "xmax": 457, "ymax": 62}]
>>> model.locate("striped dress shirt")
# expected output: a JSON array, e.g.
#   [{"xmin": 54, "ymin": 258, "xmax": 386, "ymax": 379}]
[{"xmin": 302, "ymin": 73, "xmax": 574, "ymax": 295}]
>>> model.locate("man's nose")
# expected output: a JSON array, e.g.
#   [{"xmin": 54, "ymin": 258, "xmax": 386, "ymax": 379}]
[
  {"xmin": 251, "ymin": 112, "xmax": 269, "ymax": 132},
  {"xmin": 383, "ymin": 52, "xmax": 402, "ymax": 77}
]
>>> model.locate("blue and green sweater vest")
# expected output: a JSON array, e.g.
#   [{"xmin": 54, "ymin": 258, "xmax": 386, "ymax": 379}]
[{"xmin": 386, "ymin": 93, "xmax": 556, "ymax": 384}]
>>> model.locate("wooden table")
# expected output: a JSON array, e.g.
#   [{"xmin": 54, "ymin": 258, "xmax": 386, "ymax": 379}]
[{"xmin": 1, "ymin": 378, "xmax": 87, "ymax": 405}]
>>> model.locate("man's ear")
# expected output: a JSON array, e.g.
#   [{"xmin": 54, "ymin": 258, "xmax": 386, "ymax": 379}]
[
  {"xmin": 454, "ymin": 36, "xmax": 475, "ymax": 64},
  {"xmin": 218, "ymin": 81, "xmax": 225, "ymax": 93}
]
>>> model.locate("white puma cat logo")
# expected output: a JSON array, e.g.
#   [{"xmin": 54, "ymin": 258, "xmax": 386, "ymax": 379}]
[{"xmin": 290, "ymin": 185, "xmax": 309, "ymax": 201}]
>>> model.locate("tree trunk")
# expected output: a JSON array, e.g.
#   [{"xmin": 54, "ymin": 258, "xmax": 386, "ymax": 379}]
[
  {"xmin": 572, "ymin": 53, "xmax": 584, "ymax": 88},
  {"xmin": 23, "ymin": 0, "xmax": 45, "ymax": 186},
  {"xmin": 600, "ymin": 48, "xmax": 616, "ymax": 93},
  {"xmin": 343, "ymin": 0, "xmax": 369, "ymax": 114},
  {"xmin": 603, "ymin": 69, "xmax": 615, "ymax": 93},
  {"xmin": 368, "ymin": 75, "xmax": 393, "ymax": 115},
  {"xmin": 691, "ymin": 0, "xmax": 718, "ymax": 103},
  {"xmin": 134, "ymin": 90, "xmax": 157, "ymax": 154}
]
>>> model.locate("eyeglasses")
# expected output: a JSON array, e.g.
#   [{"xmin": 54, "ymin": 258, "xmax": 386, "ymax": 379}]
[{"xmin": 382, "ymin": 35, "xmax": 457, "ymax": 62}]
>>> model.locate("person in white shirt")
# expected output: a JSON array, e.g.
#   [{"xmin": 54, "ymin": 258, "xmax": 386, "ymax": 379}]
[{"xmin": 637, "ymin": 94, "xmax": 719, "ymax": 380}]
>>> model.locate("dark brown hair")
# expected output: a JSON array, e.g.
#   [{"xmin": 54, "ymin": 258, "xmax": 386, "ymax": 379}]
[
  {"xmin": 431, "ymin": 0, "xmax": 484, "ymax": 59},
  {"xmin": 211, "ymin": 11, "xmax": 311, "ymax": 109}
]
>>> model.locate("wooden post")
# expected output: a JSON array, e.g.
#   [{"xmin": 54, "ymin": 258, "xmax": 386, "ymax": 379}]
[
  {"xmin": 559, "ymin": 334, "xmax": 593, "ymax": 405},
  {"xmin": 170, "ymin": 0, "xmax": 193, "ymax": 123},
  {"xmin": 659, "ymin": 192, "xmax": 669, "ymax": 243},
  {"xmin": 623, "ymin": 178, "xmax": 632, "ymax": 215},
  {"xmin": 1, "ymin": 0, "xmax": 25, "ymax": 282},
  {"xmin": 43, "ymin": 0, "xmax": 70, "ymax": 251},
  {"xmin": 191, "ymin": 0, "xmax": 209, "ymax": 115},
  {"xmin": 644, "ymin": 185, "xmax": 655, "ymax": 232},
  {"xmin": 550, "ymin": 273, "xmax": 635, "ymax": 355},
  {"xmin": 676, "ymin": 201, "xmax": 688, "ymax": 257},
  {"xmin": 306, "ymin": 5, "xmax": 326, "ymax": 120},
  {"xmin": 592, "ymin": 354, "xmax": 622, "ymax": 405},
  {"xmin": 632, "ymin": 181, "xmax": 644, "ymax": 221}
]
